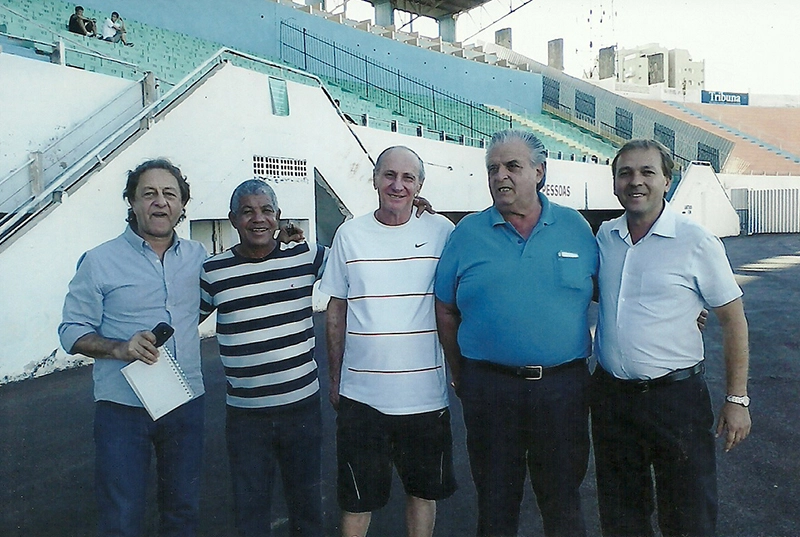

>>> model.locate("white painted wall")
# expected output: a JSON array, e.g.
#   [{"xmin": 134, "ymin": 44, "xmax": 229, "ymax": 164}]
[
  {"xmin": 718, "ymin": 174, "xmax": 800, "ymax": 191},
  {"xmin": 0, "ymin": 52, "xmax": 134, "ymax": 177},
  {"xmin": 356, "ymin": 127, "xmax": 622, "ymax": 212},
  {"xmin": 672, "ymin": 163, "xmax": 740, "ymax": 237}
]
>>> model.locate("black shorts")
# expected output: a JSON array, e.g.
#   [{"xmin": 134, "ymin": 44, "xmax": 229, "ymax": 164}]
[{"xmin": 336, "ymin": 397, "xmax": 457, "ymax": 513}]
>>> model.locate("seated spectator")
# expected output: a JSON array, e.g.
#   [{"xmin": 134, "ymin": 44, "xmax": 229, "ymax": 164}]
[
  {"xmin": 68, "ymin": 6, "xmax": 96, "ymax": 37},
  {"xmin": 101, "ymin": 12, "xmax": 133, "ymax": 46}
]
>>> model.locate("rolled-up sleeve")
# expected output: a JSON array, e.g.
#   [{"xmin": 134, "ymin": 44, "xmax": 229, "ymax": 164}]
[{"xmin": 58, "ymin": 253, "xmax": 103, "ymax": 354}]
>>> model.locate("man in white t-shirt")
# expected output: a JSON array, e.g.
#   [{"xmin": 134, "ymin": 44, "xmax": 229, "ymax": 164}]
[
  {"xmin": 320, "ymin": 146, "xmax": 456, "ymax": 537},
  {"xmin": 101, "ymin": 11, "xmax": 133, "ymax": 46}
]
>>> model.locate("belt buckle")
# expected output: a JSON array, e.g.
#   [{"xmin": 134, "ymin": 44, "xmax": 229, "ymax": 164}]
[{"xmin": 521, "ymin": 365, "xmax": 543, "ymax": 380}]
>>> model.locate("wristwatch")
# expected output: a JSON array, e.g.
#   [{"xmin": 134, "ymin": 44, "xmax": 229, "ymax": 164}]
[{"xmin": 725, "ymin": 394, "xmax": 750, "ymax": 407}]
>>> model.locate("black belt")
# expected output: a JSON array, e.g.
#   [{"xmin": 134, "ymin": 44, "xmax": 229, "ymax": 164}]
[
  {"xmin": 597, "ymin": 362, "xmax": 705, "ymax": 392},
  {"xmin": 473, "ymin": 358, "xmax": 586, "ymax": 380}
]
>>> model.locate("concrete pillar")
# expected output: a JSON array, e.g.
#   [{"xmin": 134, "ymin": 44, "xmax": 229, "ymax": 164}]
[
  {"xmin": 548, "ymin": 38, "xmax": 564, "ymax": 70},
  {"xmin": 438, "ymin": 14, "xmax": 456, "ymax": 43},
  {"xmin": 374, "ymin": 0, "xmax": 394, "ymax": 27}
]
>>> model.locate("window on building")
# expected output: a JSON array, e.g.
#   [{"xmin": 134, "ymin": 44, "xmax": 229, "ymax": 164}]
[
  {"xmin": 615, "ymin": 107, "xmax": 633, "ymax": 140},
  {"xmin": 575, "ymin": 90, "xmax": 596, "ymax": 124},
  {"xmin": 543, "ymin": 76, "xmax": 560, "ymax": 109},
  {"xmin": 269, "ymin": 77, "xmax": 290, "ymax": 116},
  {"xmin": 697, "ymin": 142, "xmax": 720, "ymax": 172},
  {"xmin": 654, "ymin": 123, "xmax": 675, "ymax": 154}
]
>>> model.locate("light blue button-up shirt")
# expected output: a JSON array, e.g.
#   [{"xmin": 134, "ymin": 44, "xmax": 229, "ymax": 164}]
[
  {"xmin": 595, "ymin": 203, "xmax": 742, "ymax": 380},
  {"xmin": 59, "ymin": 226, "xmax": 208, "ymax": 406}
]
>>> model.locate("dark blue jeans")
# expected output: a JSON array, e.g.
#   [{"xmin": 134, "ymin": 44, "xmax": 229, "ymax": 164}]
[
  {"xmin": 591, "ymin": 368, "xmax": 718, "ymax": 537},
  {"xmin": 459, "ymin": 359, "xmax": 590, "ymax": 537},
  {"xmin": 226, "ymin": 398, "xmax": 323, "ymax": 537},
  {"xmin": 94, "ymin": 396, "xmax": 204, "ymax": 537}
]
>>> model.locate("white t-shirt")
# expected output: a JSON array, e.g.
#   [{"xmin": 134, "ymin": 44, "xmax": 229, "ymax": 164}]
[
  {"xmin": 101, "ymin": 17, "xmax": 120, "ymax": 40},
  {"xmin": 595, "ymin": 203, "xmax": 743, "ymax": 380},
  {"xmin": 320, "ymin": 211, "xmax": 454, "ymax": 415}
]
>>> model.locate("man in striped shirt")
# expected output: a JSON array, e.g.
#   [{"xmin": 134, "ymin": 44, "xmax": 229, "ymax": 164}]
[
  {"xmin": 200, "ymin": 179, "xmax": 326, "ymax": 537},
  {"xmin": 320, "ymin": 146, "xmax": 457, "ymax": 537}
]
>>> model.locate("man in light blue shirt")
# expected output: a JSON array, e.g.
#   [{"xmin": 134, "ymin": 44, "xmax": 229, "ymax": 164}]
[
  {"xmin": 592, "ymin": 139, "xmax": 750, "ymax": 537},
  {"xmin": 59, "ymin": 159, "xmax": 207, "ymax": 537}
]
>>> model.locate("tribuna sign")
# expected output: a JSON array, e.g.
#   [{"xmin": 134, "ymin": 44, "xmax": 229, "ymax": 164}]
[{"xmin": 701, "ymin": 90, "xmax": 749, "ymax": 105}]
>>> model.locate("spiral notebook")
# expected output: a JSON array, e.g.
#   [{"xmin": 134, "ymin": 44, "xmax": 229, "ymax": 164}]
[{"xmin": 122, "ymin": 346, "xmax": 195, "ymax": 420}]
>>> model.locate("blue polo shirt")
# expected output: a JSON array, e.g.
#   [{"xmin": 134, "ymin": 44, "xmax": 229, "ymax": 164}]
[{"xmin": 435, "ymin": 193, "xmax": 598, "ymax": 367}]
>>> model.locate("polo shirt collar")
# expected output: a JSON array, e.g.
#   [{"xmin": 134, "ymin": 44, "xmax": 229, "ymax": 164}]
[
  {"xmin": 123, "ymin": 224, "xmax": 180, "ymax": 253},
  {"xmin": 612, "ymin": 201, "xmax": 677, "ymax": 242},
  {"xmin": 489, "ymin": 191, "xmax": 555, "ymax": 228}
]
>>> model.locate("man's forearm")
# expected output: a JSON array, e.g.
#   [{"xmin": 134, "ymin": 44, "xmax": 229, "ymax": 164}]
[
  {"xmin": 325, "ymin": 297, "xmax": 348, "ymax": 388},
  {"xmin": 435, "ymin": 299, "xmax": 463, "ymax": 384},
  {"xmin": 71, "ymin": 332, "xmax": 126, "ymax": 360},
  {"xmin": 715, "ymin": 298, "xmax": 750, "ymax": 395}
]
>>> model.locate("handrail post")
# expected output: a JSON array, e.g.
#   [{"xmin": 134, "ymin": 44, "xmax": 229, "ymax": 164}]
[
  {"xmin": 29, "ymin": 152, "xmax": 43, "ymax": 198},
  {"xmin": 302, "ymin": 29, "xmax": 308, "ymax": 72},
  {"xmin": 397, "ymin": 71, "xmax": 402, "ymax": 115},
  {"xmin": 143, "ymin": 72, "xmax": 157, "ymax": 106}
]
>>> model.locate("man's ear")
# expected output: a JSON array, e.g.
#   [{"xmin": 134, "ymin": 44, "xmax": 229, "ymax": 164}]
[{"xmin": 228, "ymin": 211, "xmax": 236, "ymax": 226}]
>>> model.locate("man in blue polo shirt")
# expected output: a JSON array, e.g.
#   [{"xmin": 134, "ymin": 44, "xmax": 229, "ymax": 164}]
[{"xmin": 435, "ymin": 130, "xmax": 597, "ymax": 537}]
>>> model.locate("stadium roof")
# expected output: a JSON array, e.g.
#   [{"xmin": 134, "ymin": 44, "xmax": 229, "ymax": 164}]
[{"xmin": 370, "ymin": 0, "xmax": 492, "ymax": 20}]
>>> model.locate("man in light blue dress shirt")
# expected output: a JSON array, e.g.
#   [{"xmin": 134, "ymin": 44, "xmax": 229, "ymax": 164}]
[
  {"xmin": 59, "ymin": 159, "xmax": 208, "ymax": 537},
  {"xmin": 592, "ymin": 140, "xmax": 751, "ymax": 537}
]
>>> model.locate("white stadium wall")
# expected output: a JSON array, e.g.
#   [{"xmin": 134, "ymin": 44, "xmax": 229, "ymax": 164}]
[{"xmin": 0, "ymin": 53, "xmax": 134, "ymax": 179}]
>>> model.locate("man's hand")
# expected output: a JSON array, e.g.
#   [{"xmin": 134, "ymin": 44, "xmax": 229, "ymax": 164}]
[
  {"xmin": 413, "ymin": 196, "xmax": 436, "ymax": 217},
  {"xmin": 329, "ymin": 382, "xmax": 340, "ymax": 411},
  {"xmin": 716, "ymin": 402, "xmax": 751, "ymax": 452},
  {"xmin": 276, "ymin": 222, "xmax": 305, "ymax": 243},
  {"xmin": 114, "ymin": 331, "xmax": 159, "ymax": 365},
  {"xmin": 697, "ymin": 308, "xmax": 708, "ymax": 331}
]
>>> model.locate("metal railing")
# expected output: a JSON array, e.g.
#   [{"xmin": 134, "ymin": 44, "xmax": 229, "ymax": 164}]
[
  {"xmin": 0, "ymin": 47, "xmax": 327, "ymax": 247},
  {"xmin": 0, "ymin": 81, "xmax": 146, "ymax": 213},
  {"xmin": 279, "ymin": 21, "xmax": 512, "ymax": 141}
]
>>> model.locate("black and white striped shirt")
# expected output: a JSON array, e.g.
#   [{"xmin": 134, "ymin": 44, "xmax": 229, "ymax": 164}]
[{"xmin": 201, "ymin": 241, "xmax": 326, "ymax": 410}]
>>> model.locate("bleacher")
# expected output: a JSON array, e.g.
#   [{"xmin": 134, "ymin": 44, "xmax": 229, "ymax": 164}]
[
  {"xmin": 685, "ymin": 103, "xmax": 800, "ymax": 158},
  {"xmin": 1, "ymin": 0, "xmax": 616, "ymax": 162},
  {"xmin": 669, "ymin": 102, "xmax": 800, "ymax": 165},
  {"xmin": 636, "ymin": 99, "xmax": 800, "ymax": 175}
]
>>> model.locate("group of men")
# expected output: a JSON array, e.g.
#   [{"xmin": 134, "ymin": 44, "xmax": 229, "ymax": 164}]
[
  {"xmin": 60, "ymin": 130, "xmax": 751, "ymax": 537},
  {"xmin": 68, "ymin": 5, "xmax": 133, "ymax": 46}
]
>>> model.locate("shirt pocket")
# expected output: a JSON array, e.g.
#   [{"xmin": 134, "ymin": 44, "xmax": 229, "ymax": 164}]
[{"xmin": 556, "ymin": 251, "xmax": 589, "ymax": 290}]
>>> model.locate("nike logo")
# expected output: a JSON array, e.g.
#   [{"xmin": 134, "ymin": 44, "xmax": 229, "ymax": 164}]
[{"xmin": 415, "ymin": 242, "xmax": 428, "ymax": 248}]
